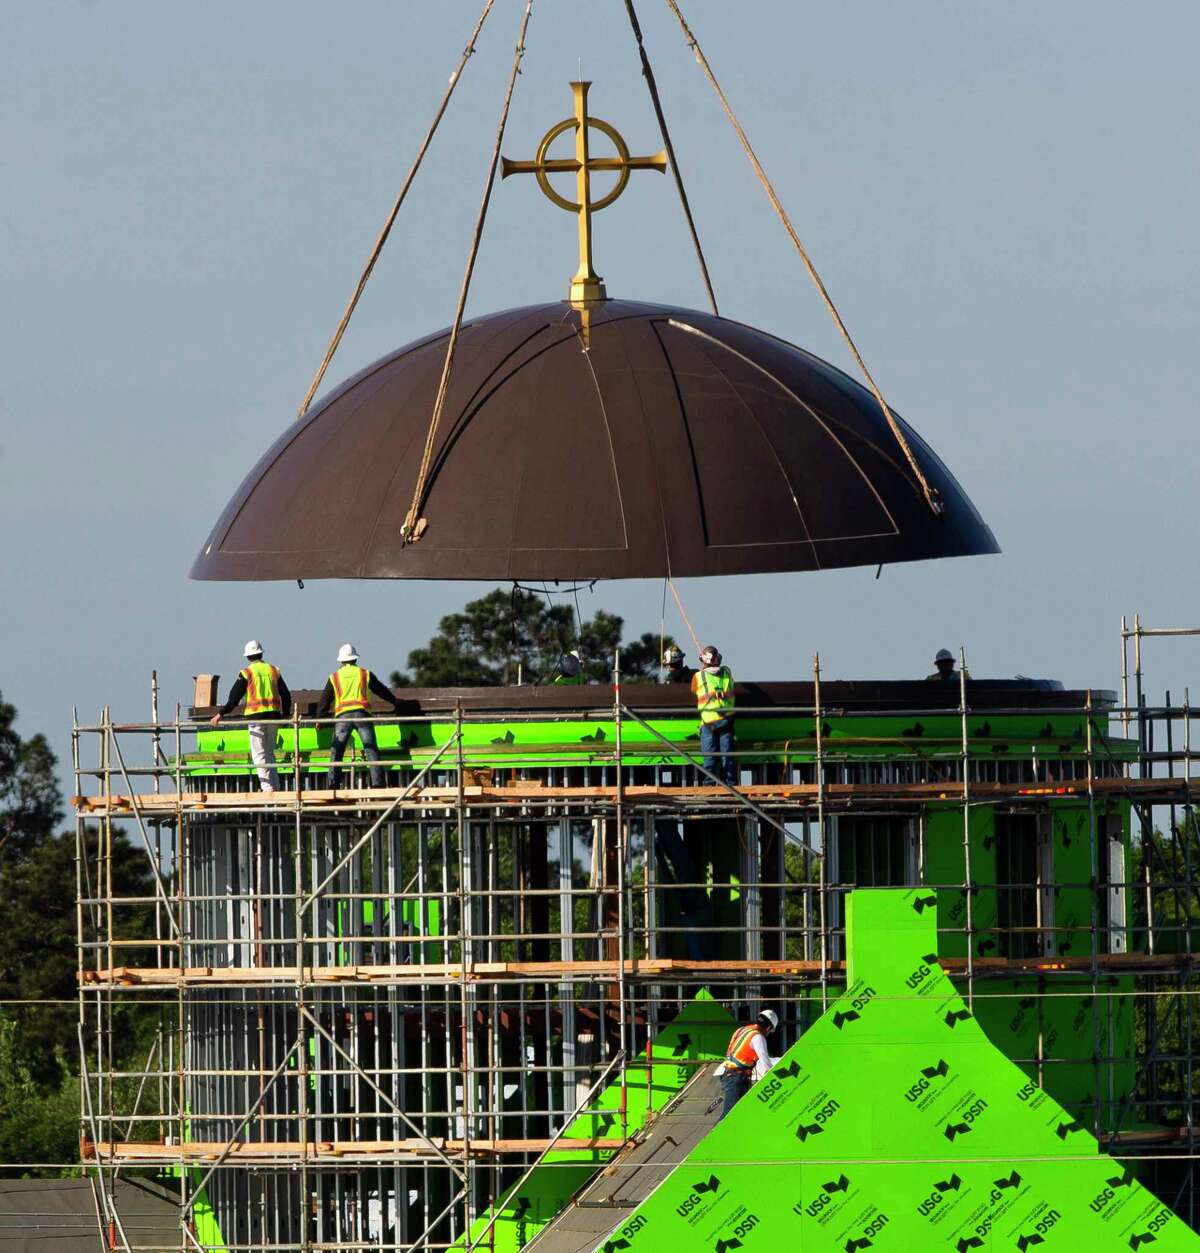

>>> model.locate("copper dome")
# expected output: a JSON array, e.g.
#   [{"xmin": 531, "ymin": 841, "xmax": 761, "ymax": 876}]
[{"xmin": 191, "ymin": 300, "xmax": 998, "ymax": 582}]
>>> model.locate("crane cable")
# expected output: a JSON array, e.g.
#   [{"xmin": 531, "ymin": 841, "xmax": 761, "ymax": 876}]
[
  {"xmin": 621, "ymin": 0, "xmax": 718, "ymax": 316},
  {"xmin": 404, "ymin": 0, "xmax": 536, "ymax": 544},
  {"xmin": 662, "ymin": 0, "xmax": 945, "ymax": 518},
  {"xmin": 296, "ymin": 0, "xmax": 498, "ymax": 419}
]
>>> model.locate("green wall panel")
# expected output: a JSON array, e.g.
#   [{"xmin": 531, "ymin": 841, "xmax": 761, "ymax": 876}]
[
  {"xmin": 186, "ymin": 712, "xmax": 1131, "ymax": 777},
  {"xmin": 588, "ymin": 889, "xmax": 1197, "ymax": 1252}
]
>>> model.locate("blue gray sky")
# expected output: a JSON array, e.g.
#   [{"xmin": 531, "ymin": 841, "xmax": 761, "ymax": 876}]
[{"xmin": 4, "ymin": 3, "xmax": 1198, "ymax": 800}]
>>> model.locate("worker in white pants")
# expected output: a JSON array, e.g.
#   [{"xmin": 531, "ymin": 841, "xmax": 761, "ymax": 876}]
[
  {"xmin": 246, "ymin": 723, "xmax": 279, "ymax": 791},
  {"xmin": 209, "ymin": 640, "xmax": 293, "ymax": 792}
]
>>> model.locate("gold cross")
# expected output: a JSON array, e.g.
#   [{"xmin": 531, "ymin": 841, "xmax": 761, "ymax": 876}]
[{"xmin": 502, "ymin": 81, "xmax": 667, "ymax": 304}]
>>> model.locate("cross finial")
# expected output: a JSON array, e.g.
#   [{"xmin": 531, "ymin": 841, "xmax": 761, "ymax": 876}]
[{"xmin": 502, "ymin": 82, "xmax": 667, "ymax": 303}]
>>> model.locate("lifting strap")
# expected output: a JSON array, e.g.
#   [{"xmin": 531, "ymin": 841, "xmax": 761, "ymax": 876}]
[
  {"xmin": 621, "ymin": 0, "xmax": 718, "ymax": 315},
  {"xmin": 662, "ymin": 0, "xmax": 944, "ymax": 518},
  {"xmin": 297, "ymin": 0, "xmax": 498, "ymax": 419},
  {"xmin": 403, "ymin": 0, "xmax": 536, "ymax": 544}
]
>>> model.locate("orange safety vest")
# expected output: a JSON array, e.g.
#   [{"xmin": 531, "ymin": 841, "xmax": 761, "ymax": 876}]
[
  {"xmin": 723, "ymin": 1024, "xmax": 761, "ymax": 1072},
  {"xmin": 331, "ymin": 664, "xmax": 371, "ymax": 716},
  {"xmin": 241, "ymin": 662, "xmax": 281, "ymax": 717}
]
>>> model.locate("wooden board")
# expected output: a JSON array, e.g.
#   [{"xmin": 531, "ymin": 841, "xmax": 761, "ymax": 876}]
[
  {"xmin": 73, "ymin": 774, "xmax": 1194, "ymax": 817},
  {"xmin": 77, "ymin": 950, "xmax": 1192, "ymax": 990}
]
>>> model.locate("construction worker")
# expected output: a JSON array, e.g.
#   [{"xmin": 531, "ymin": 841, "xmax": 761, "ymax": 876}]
[
  {"xmin": 661, "ymin": 644, "xmax": 694, "ymax": 685},
  {"xmin": 551, "ymin": 649, "xmax": 586, "ymax": 685},
  {"xmin": 317, "ymin": 644, "xmax": 402, "ymax": 789},
  {"xmin": 716, "ymin": 1009, "xmax": 779, "ymax": 1120},
  {"xmin": 927, "ymin": 648, "xmax": 957, "ymax": 681},
  {"xmin": 209, "ymin": 640, "xmax": 292, "ymax": 792},
  {"xmin": 692, "ymin": 645, "xmax": 736, "ymax": 785}
]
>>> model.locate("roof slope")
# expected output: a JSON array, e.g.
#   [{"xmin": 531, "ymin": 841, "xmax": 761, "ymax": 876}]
[{"xmin": 0, "ymin": 1178, "xmax": 178, "ymax": 1252}]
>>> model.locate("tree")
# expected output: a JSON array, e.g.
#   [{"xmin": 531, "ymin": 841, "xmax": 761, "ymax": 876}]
[
  {"xmin": 0, "ymin": 690, "xmax": 158, "ymax": 1090},
  {"xmin": 0, "ymin": 692, "xmax": 61, "ymax": 860},
  {"xmin": 0, "ymin": 1012, "xmax": 79, "ymax": 1172},
  {"xmin": 0, "ymin": 827, "xmax": 158, "ymax": 1086},
  {"xmin": 391, "ymin": 587, "xmax": 675, "ymax": 687}
]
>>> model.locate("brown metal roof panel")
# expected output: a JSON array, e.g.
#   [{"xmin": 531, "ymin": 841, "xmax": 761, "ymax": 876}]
[{"xmin": 191, "ymin": 300, "xmax": 998, "ymax": 582}]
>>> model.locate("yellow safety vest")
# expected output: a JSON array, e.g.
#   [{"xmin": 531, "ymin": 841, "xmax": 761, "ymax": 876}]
[
  {"xmin": 241, "ymin": 662, "xmax": 281, "ymax": 717},
  {"xmin": 693, "ymin": 666, "xmax": 734, "ymax": 724},
  {"xmin": 724, "ymin": 1025, "xmax": 761, "ymax": 1072},
  {"xmin": 331, "ymin": 665, "xmax": 371, "ymax": 716}
]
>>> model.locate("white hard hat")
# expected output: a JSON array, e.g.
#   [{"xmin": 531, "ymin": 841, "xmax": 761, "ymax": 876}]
[
  {"xmin": 663, "ymin": 644, "xmax": 683, "ymax": 665},
  {"xmin": 560, "ymin": 651, "xmax": 581, "ymax": 675},
  {"xmin": 934, "ymin": 648, "xmax": 955, "ymax": 664},
  {"xmin": 758, "ymin": 1008, "xmax": 779, "ymax": 1031},
  {"xmin": 338, "ymin": 643, "xmax": 358, "ymax": 664},
  {"xmin": 244, "ymin": 639, "xmax": 264, "ymax": 658}
]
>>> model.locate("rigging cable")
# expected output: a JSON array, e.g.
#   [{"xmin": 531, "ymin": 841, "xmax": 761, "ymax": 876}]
[
  {"xmin": 403, "ymin": 0, "xmax": 536, "ymax": 544},
  {"xmin": 296, "ymin": 0, "xmax": 499, "ymax": 418},
  {"xmin": 662, "ymin": 0, "xmax": 945, "ymax": 518},
  {"xmin": 620, "ymin": 0, "xmax": 719, "ymax": 315},
  {"xmin": 667, "ymin": 576, "xmax": 701, "ymax": 653},
  {"xmin": 659, "ymin": 576, "xmax": 669, "ymax": 679}
]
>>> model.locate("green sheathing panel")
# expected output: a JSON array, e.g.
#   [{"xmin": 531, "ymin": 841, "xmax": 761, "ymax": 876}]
[
  {"xmin": 186, "ymin": 711, "xmax": 1132, "ymax": 778},
  {"xmin": 924, "ymin": 800, "xmax": 1135, "ymax": 1131},
  {"xmin": 174, "ymin": 1120, "xmax": 228, "ymax": 1249},
  {"xmin": 334, "ymin": 897, "xmax": 443, "ymax": 965},
  {"xmin": 589, "ymin": 889, "xmax": 1198, "ymax": 1253},
  {"xmin": 452, "ymin": 992, "xmax": 736, "ymax": 1252},
  {"xmin": 188, "ymin": 1175, "xmax": 228, "ymax": 1251},
  {"xmin": 170, "ymin": 1159, "xmax": 228, "ymax": 1250},
  {"xmin": 968, "ymin": 975, "xmax": 1136, "ymax": 1133}
]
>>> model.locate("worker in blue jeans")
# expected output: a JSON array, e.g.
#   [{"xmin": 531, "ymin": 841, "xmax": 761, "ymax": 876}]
[
  {"xmin": 692, "ymin": 645, "xmax": 737, "ymax": 785},
  {"xmin": 717, "ymin": 1010, "xmax": 779, "ymax": 1120},
  {"xmin": 316, "ymin": 644, "xmax": 402, "ymax": 788}
]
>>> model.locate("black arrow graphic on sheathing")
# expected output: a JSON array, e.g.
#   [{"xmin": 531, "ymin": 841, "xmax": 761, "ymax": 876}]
[
  {"xmin": 943, "ymin": 1121, "xmax": 971, "ymax": 1141},
  {"xmin": 513, "ymin": 1197, "xmax": 530, "ymax": 1216},
  {"xmin": 1107, "ymin": 1168, "xmax": 1134, "ymax": 1188},
  {"xmin": 694, "ymin": 1175, "xmax": 721, "ymax": 1194},
  {"xmin": 601, "ymin": 1241, "xmax": 630, "ymax": 1253},
  {"xmin": 1128, "ymin": 1233, "xmax": 1158, "ymax": 1250},
  {"xmin": 922, "ymin": 952, "xmax": 939, "ymax": 965},
  {"xmin": 672, "ymin": 1034, "xmax": 691, "ymax": 1056},
  {"xmin": 944, "ymin": 1008, "xmax": 973, "ymax": 1028},
  {"xmin": 956, "ymin": 1239, "xmax": 984, "ymax": 1252},
  {"xmin": 1016, "ymin": 1234, "xmax": 1045, "ymax": 1252},
  {"xmin": 993, "ymin": 1171, "xmax": 1021, "ymax": 1190},
  {"xmin": 1056, "ymin": 1119, "xmax": 1084, "ymax": 1140},
  {"xmin": 833, "ymin": 1009, "xmax": 861, "ymax": 1030},
  {"xmin": 913, "ymin": 894, "xmax": 937, "ymax": 914},
  {"xmin": 714, "ymin": 1240, "xmax": 743, "ymax": 1253},
  {"xmin": 795, "ymin": 1122, "xmax": 823, "ymax": 1142},
  {"xmin": 776, "ymin": 1059, "xmax": 803, "ymax": 1079},
  {"xmin": 922, "ymin": 1058, "xmax": 950, "ymax": 1079},
  {"xmin": 934, "ymin": 1174, "xmax": 962, "ymax": 1192},
  {"xmin": 823, "ymin": 1174, "xmax": 851, "ymax": 1193}
]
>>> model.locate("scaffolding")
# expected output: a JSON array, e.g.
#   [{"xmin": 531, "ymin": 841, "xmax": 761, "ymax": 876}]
[{"xmin": 74, "ymin": 630, "xmax": 1200, "ymax": 1251}]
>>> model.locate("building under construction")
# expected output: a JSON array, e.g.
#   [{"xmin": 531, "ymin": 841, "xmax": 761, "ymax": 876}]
[
  {"xmin": 74, "ymin": 619, "xmax": 1200, "ymax": 1250},
  {"xmin": 70, "ymin": 5, "xmax": 1200, "ymax": 1249}
]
